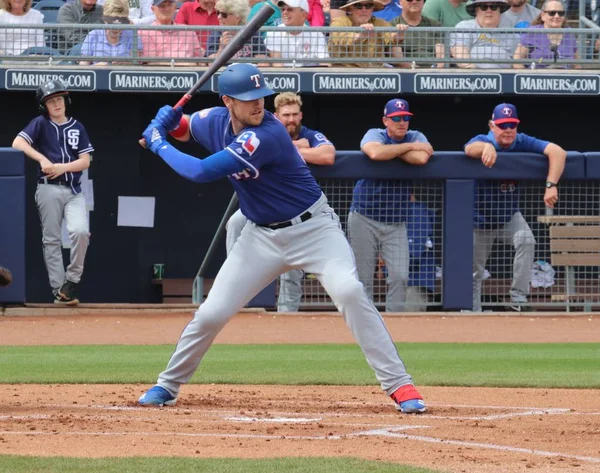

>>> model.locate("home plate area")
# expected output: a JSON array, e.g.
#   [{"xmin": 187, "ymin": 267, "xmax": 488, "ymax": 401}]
[{"xmin": 0, "ymin": 385, "xmax": 599, "ymax": 473}]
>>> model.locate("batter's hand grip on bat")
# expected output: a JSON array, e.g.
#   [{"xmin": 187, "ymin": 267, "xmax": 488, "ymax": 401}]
[{"xmin": 139, "ymin": 3, "xmax": 275, "ymax": 149}]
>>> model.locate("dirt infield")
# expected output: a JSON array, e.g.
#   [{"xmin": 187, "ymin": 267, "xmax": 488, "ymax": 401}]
[{"xmin": 1, "ymin": 313, "xmax": 599, "ymax": 473}]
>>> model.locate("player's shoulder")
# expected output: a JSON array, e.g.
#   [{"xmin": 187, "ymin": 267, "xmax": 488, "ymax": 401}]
[
  {"xmin": 467, "ymin": 133, "xmax": 492, "ymax": 143},
  {"xmin": 362, "ymin": 127, "xmax": 387, "ymax": 140},
  {"xmin": 257, "ymin": 112, "xmax": 288, "ymax": 138},
  {"xmin": 406, "ymin": 129, "xmax": 427, "ymax": 141},
  {"xmin": 191, "ymin": 106, "xmax": 226, "ymax": 123}
]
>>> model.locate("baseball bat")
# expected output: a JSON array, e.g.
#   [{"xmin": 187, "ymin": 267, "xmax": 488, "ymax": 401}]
[{"xmin": 139, "ymin": 2, "xmax": 276, "ymax": 147}]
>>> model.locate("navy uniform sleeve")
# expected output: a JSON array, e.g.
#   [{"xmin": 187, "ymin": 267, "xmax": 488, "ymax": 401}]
[
  {"xmin": 17, "ymin": 116, "xmax": 43, "ymax": 146},
  {"xmin": 464, "ymin": 134, "xmax": 492, "ymax": 149},
  {"xmin": 76, "ymin": 122, "xmax": 94, "ymax": 155},
  {"xmin": 518, "ymin": 133, "xmax": 551, "ymax": 154},
  {"xmin": 224, "ymin": 127, "xmax": 282, "ymax": 178},
  {"xmin": 303, "ymin": 128, "xmax": 333, "ymax": 148}
]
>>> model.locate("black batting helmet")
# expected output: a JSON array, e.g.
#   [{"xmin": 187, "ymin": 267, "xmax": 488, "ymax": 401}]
[{"xmin": 36, "ymin": 79, "xmax": 71, "ymax": 114}]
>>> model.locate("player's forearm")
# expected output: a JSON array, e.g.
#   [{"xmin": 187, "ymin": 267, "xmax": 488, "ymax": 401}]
[
  {"xmin": 300, "ymin": 145, "xmax": 335, "ymax": 166},
  {"xmin": 398, "ymin": 150, "xmax": 430, "ymax": 166},
  {"xmin": 464, "ymin": 142, "xmax": 485, "ymax": 159},
  {"xmin": 63, "ymin": 154, "xmax": 91, "ymax": 173},
  {"xmin": 362, "ymin": 143, "xmax": 416, "ymax": 161},
  {"xmin": 545, "ymin": 144, "xmax": 567, "ymax": 183},
  {"xmin": 12, "ymin": 136, "xmax": 47, "ymax": 163}
]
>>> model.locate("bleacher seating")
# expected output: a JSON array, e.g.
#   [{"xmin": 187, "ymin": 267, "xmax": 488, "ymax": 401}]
[{"xmin": 34, "ymin": 0, "xmax": 65, "ymax": 24}]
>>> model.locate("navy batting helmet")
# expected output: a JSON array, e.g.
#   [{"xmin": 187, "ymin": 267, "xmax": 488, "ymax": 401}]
[
  {"xmin": 218, "ymin": 63, "xmax": 274, "ymax": 101},
  {"xmin": 36, "ymin": 79, "xmax": 71, "ymax": 114}
]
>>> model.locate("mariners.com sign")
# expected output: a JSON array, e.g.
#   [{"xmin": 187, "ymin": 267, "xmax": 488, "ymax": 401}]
[{"xmin": 5, "ymin": 69, "xmax": 96, "ymax": 90}]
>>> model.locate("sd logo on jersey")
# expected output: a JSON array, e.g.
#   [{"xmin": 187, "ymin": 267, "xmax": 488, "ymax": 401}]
[{"xmin": 236, "ymin": 131, "xmax": 260, "ymax": 156}]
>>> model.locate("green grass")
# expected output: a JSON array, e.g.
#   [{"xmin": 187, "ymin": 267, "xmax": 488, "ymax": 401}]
[
  {"xmin": 0, "ymin": 456, "xmax": 442, "ymax": 473},
  {"xmin": 0, "ymin": 343, "xmax": 598, "ymax": 388}
]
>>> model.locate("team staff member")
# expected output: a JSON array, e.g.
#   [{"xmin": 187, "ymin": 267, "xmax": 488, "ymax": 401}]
[
  {"xmin": 12, "ymin": 80, "xmax": 93, "ymax": 305},
  {"xmin": 138, "ymin": 64, "xmax": 426, "ymax": 413},
  {"xmin": 464, "ymin": 103, "xmax": 566, "ymax": 312},
  {"xmin": 350, "ymin": 99, "xmax": 433, "ymax": 312},
  {"xmin": 226, "ymin": 92, "xmax": 335, "ymax": 312}
]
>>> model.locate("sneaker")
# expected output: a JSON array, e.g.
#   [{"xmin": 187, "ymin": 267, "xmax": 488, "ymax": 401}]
[
  {"xmin": 138, "ymin": 385, "xmax": 177, "ymax": 407},
  {"xmin": 507, "ymin": 302, "xmax": 534, "ymax": 312},
  {"xmin": 54, "ymin": 280, "xmax": 79, "ymax": 305},
  {"xmin": 391, "ymin": 384, "xmax": 427, "ymax": 414}
]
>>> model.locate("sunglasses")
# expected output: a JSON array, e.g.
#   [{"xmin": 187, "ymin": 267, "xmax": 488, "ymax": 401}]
[
  {"xmin": 477, "ymin": 4, "xmax": 501, "ymax": 11},
  {"xmin": 495, "ymin": 122, "xmax": 517, "ymax": 130},
  {"xmin": 544, "ymin": 10, "xmax": 566, "ymax": 17},
  {"xmin": 216, "ymin": 10, "xmax": 229, "ymax": 18},
  {"xmin": 353, "ymin": 3, "xmax": 375, "ymax": 9},
  {"xmin": 387, "ymin": 115, "xmax": 411, "ymax": 122}
]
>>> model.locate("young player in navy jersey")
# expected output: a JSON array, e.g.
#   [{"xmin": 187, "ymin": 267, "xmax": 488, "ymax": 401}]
[
  {"xmin": 225, "ymin": 92, "xmax": 336, "ymax": 312},
  {"xmin": 12, "ymin": 80, "xmax": 94, "ymax": 305},
  {"xmin": 464, "ymin": 103, "xmax": 566, "ymax": 312},
  {"xmin": 138, "ymin": 63, "xmax": 426, "ymax": 413}
]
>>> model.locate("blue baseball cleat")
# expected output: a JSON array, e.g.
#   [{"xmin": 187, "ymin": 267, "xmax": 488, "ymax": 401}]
[
  {"xmin": 138, "ymin": 385, "xmax": 177, "ymax": 407},
  {"xmin": 396, "ymin": 398, "xmax": 427, "ymax": 414},
  {"xmin": 391, "ymin": 384, "xmax": 427, "ymax": 414}
]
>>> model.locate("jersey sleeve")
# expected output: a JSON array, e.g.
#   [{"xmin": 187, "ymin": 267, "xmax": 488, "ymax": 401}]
[
  {"xmin": 224, "ymin": 127, "xmax": 282, "ymax": 178},
  {"xmin": 464, "ymin": 134, "xmax": 492, "ymax": 149},
  {"xmin": 304, "ymin": 128, "xmax": 333, "ymax": 148},
  {"xmin": 519, "ymin": 134, "xmax": 550, "ymax": 154},
  {"xmin": 360, "ymin": 128, "xmax": 385, "ymax": 148},
  {"xmin": 76, "ymin": 123, "xmax": 94, "ymax": 155},
  {"xmin": 189, "ymin": 107, "xmax": 218, "ymax": 150},
  {"xmin": 17, "ymin": 117, "xmax": 42, "ymax": 146},
  {"xmin": 411, "ymin": 131, "xmax": 429, "ymax": 144}
]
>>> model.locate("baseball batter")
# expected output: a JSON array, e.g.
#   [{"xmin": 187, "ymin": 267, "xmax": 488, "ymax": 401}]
[
  {"xmin": 12, "ymin": 80, "xmax": 93, "ymax": 305},
  {"xmin": 465, "ymin": 103, "xmax": 566, "ymax": 311},
  {"xmin": 349, "ymin": 99, "xmax": 433, "ymax": 312},
  {"xmin": 226, "ymin": 92, "xmax": 336, "ymax": 312},
  {"xmin": 138, "ymin": 63, "xmax": 426, "ymax": 413}
]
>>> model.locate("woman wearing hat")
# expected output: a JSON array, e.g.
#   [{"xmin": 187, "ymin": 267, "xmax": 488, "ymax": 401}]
[
  {"xmin": 328, "ymin": 0, "xmax": 401, "ymax": 67},
  {"xmin": 450, "ymin": 0, "xmax": 520, "ymax": 68},
  {"xmin": 80, "ymin": 0, "xmax": 141, "ymax": 65}
]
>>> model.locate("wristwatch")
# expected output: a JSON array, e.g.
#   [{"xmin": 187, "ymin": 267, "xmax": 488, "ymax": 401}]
[{"xmin": 546, "ymin": 181, "xmax": 558, "ymax": 188}]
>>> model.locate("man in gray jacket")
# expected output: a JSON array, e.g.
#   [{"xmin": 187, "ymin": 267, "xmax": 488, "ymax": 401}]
[{"xmin": 57, "ymin": 0, "xmax": 104, "ymax": 52}]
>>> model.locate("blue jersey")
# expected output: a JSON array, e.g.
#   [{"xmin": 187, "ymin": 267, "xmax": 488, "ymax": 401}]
[
  {"xmin": 466, "ymin": 131, "xmax": 550, "ymax": 229},
  {"xmin": 18, "ymin": 115, "xmax": 93, "ymax": 194},
  {"xmin": 351, "ymin": 128, "xmax": 428, "ymax": 224},
  {"xmin": 297, "ymin": 126, "xmax": 333, "ymax": 149},
  {"xmin": 189, "ymin": 107, "xmax": 322, "ymax": 225}
]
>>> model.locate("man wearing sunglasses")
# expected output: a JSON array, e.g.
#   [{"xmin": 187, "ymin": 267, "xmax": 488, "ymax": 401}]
[
  {"xmin": 349, "ymin": 99, "xmax": 433, "ymax": 313},
  {"xmin": 450, "ymin": 0, "xmax": 520, "ymax": 68},
  {"xmin": 464, "ymin": 103, "xmax": 566, "ymax": 312},
  {"xmin": 501, "ymin": 0, "xmax": 541, "ymax": 28}
]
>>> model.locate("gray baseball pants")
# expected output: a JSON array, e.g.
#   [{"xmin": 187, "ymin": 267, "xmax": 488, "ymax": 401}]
[
  {"xmin": 472, "ymin": 211, "xmax": 535, "ymax": 311},
  {"xmin": 35, "ymin": 183, "xmax": 89, "ymax": 294},
  {"xmin": 348, "ymin": 211, "xmax": 409, "ymax": 312},
  {"xmin": 226, "ymin": 208, "xmax": 303, "ymax": 312}
]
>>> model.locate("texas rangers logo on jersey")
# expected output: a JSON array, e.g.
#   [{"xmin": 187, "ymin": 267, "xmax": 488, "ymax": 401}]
[{"xmin": 236, "ymin": 131, "xmax": 260, "ymax": 156}]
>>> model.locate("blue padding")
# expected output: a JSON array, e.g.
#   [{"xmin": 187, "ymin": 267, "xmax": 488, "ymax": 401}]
[
  {"xmin": 0, "ymin": 176, "xmax": 26, "ymax": 303},
  {"xmin": 0, "ymin": 148, "xmax": 25, "ymax": 176},
  {"xmin": 583, "ymin": 153, "xmax": 600, "ymax": 178},
  {"xmin": 443, "ymin": 180, "xmax": 474, "ymax": 311},
  {"xmin": 309, "ymin": 152, "xmax": 586, "ymax": 180}
]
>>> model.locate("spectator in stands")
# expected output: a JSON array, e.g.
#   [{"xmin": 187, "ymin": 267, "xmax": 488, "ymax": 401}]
[
  {"xmin": 513, "ymin": 0, "xmax": 578, "ymax": 68},
  {"xmin": 265, "ymin": 0, "xmax": 329, "ymax": 66},
  {"xmin": 0, "ymin": 0, "xmax": 44, "ymax": 56},
  {"xmin": 58, "ymin": 0, "xmax": 105, "ymax": 52},
  {"xmin": 307, "ymin": 0, "xmax": 326, "ymax": 25},
  {"xmin": 79, "ymin": 0, "xmax": 141, "ymax": 65},
  {"xmin": 390, "ymin": 0, "xmax": 446, "ymax": 68},
  {"xmin": 139, "ymin": 0, "xmax": 204, "ymax": 65},
  {"xmin": 225, "ymin": 92, "xmax": 336, "ymax": 312},
  {"xmin": 330, "ymin": 0, "xmax": 401, "ymax": 21},
  {"xmin": 450, "ymin": 0, "xmax": 520, "ymax": 68},
  {"xmin": 206, "ymin": 0, "xmax": 268, "ymax": 64},
  {"xmin": 248, "ymin": 0, "xmax": 282, "ymax": 32},
  {"xmin": 350, "ymin": 99, "xmax": 434, "ymax": 312},
  {"xmin": 329, "ymin": 0, "xmax": 401, "ymax": 67},
  {"xmin": 502, "ymin": 0, "xmax": 541, "ymax": 27},
  {"xmin": 422, "ymin": 0, "xmax": 470, "ymax": 27},
  {"xmin": 96, "ymin": 0, "xmax": 155, "ymax": 24},
  {"xmin": 464, "ymin": 103, "xmax": 566, "ymax": 312},
  {"xmin": 175, "ymin": 0, "xmax": 219, "ymax": 51}
]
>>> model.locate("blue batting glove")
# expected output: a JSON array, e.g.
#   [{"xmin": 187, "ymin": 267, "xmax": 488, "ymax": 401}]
[
  {"xmin": 143, "ymin": 120, "xmax": 168, "ymax": 154},
  {"xmin": 155, "ymin": 105, "xmax": 183, "ymax": 132}
]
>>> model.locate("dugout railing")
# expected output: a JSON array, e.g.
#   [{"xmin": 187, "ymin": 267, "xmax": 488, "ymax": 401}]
[
  {"xmin": 1, "ymin": 24, "xmax": 600, "ymax": 69},
  {"xmin": 194, "ymin": 151, "xmax": 600, "ymax": 312}
]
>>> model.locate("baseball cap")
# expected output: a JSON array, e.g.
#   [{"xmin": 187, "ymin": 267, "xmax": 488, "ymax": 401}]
[
  {"xmin": 152, "ymin": 0, "xmax": 173, "ymax": 5},
  {"xmin": 277, "ymin": 0, "xmax": 309, "ymax": 12},
  {"xmin": 492, "ymin": 103, "xmax": 520, "ymax": 124},
  {"xmin": 384, "ymin": 99, "xmax": 413, "ymax": 118},
  {"xmin": 103, "ymin": 15, "xmax": 130, "ymax": 24}
]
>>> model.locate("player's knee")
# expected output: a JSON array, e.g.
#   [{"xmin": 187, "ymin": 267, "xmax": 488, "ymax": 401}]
[
  {"xmin": 514, "ymin": 229, "xmax": 536, "ymax": 248},
  {"xmin": 69, "ymin": 227, "xmax": 90, "ymax": 242},
  {"xmin": 194, "ymin": 303, "xmax": 229, "ymax": 332},
  {"xmin": 329, "ymin": 278, "xmax": 365, "ymax": 305}
]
